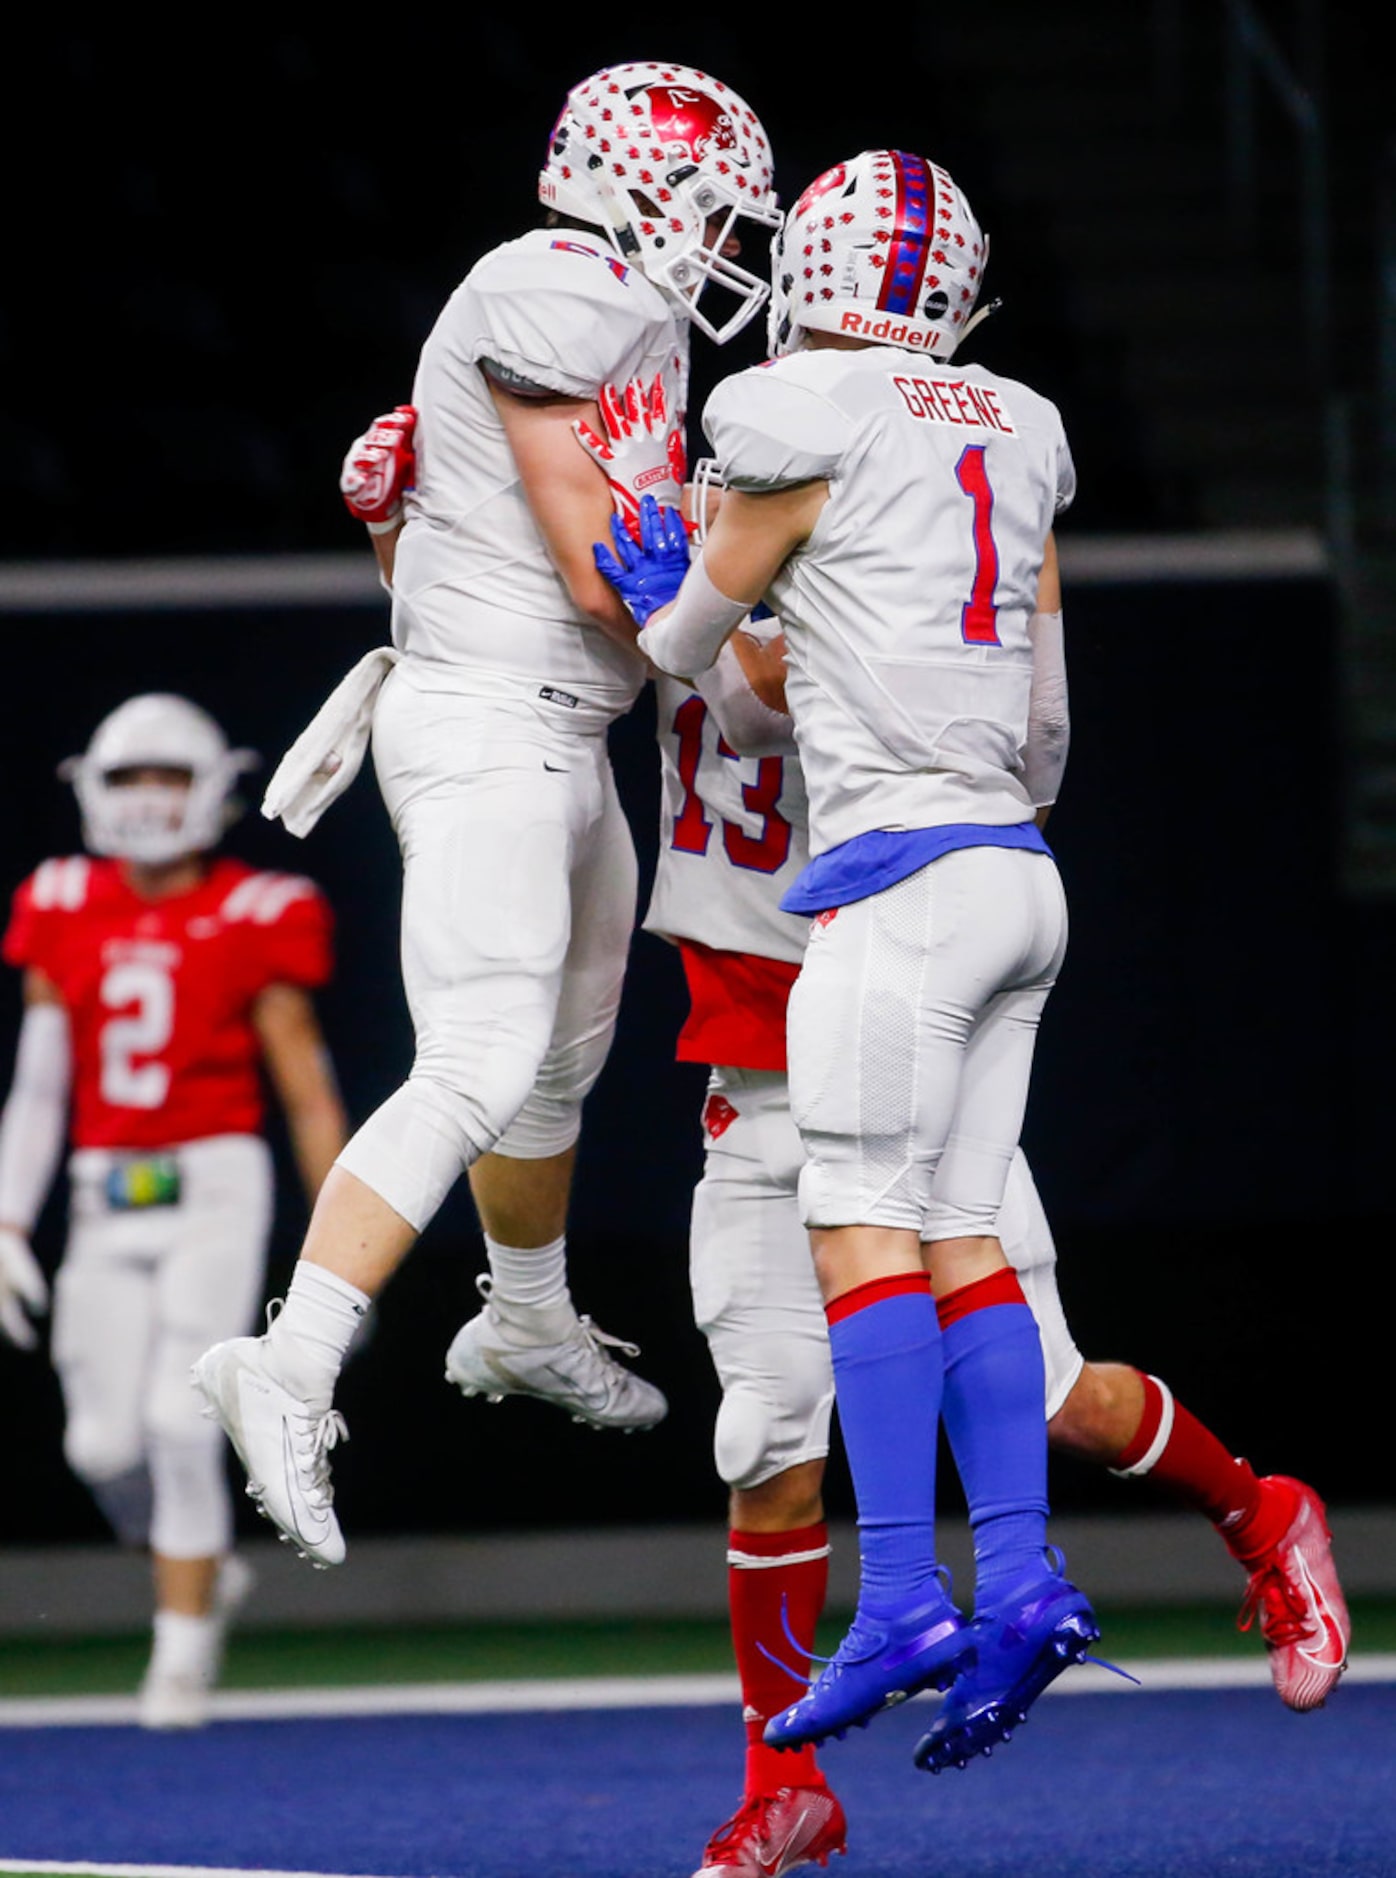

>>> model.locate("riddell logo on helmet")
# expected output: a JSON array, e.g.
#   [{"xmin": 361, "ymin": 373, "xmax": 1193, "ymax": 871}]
[{"xmin": 839, "ymin": 311, "xmax": 942, "ymax": 348}]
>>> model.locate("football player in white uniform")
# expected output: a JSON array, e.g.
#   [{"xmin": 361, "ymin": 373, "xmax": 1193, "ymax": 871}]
[
  {"xmin": 194, "ymin": 63, "xmax": 782, "ymax": 1567},
  {"xmin": 0, "ymin": 695, "xmax": 347, "ymax": 1726},
  {"xmin": 602, "ymin": 146, "xmax": 1091, "ymax": 1768},
  {"xmin": 598, "ymin": 148, "xmax": 1343, "ymax": 1782}
]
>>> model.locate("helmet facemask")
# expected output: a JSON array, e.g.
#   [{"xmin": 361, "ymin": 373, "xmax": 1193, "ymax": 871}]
[{"xmin": 60, "ymin": 694, "xmax": 257, "ymax": 865}]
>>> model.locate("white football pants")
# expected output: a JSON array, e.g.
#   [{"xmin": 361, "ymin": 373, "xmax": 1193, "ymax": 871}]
[
  {"xmin": 336, "ymin": 669, "xmax": 638, "ymax": 1230},
  {"xmin": 788, "ymin": 845, "xmax": 1068, "ymax": 1238},
  {"xmin": 53, "ymin": 1133, "xmax": 273, "ymax": 1557},
  {"xmin": 691, "ymin": 1066, "xmax": 1083, "ymax": 1491}
]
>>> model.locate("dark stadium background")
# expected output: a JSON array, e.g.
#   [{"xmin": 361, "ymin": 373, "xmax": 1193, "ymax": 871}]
[{"xmin": 2, "ymin": 15, "xmax": 1389, "ymax": 1547}]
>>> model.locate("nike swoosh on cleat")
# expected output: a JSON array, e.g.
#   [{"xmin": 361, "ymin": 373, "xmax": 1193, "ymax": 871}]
[
  {"xmin": 756, "ymin": 1807, "xmax": 811, "ymax": 1877},
  {"xmin": 1294, "ymin": 1555, "xmax": 1347, "ymax": 1668},
  {"xmin": 280, "ymin": 1418, "xmax": 332, "ymax": 1546}
]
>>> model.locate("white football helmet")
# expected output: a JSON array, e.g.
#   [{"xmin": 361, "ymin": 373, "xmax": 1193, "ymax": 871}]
[
  {"xmin": 539, "ymin": 61, "xmax": 780, "ymax": 344},
  {"xmin": 60, "ymin": 694, "xmax": 257, "ymax": 865},
  {"xmin": 769, "ymin": 150, "xmax": 990, "ymax": 360}
]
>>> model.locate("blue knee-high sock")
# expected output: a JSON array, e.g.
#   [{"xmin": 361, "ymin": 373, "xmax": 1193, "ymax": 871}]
[
  {"xmin": 826, "ymin": 1274, "xmax": 944, "ymax": 1611},
  {"xmin": 938, "ymin": 1270, "xmax": 1049, "ymax": 1610}
]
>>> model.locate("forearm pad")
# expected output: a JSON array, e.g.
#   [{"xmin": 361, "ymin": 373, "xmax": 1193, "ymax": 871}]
[
  {"xmin": 637, "ymin": 555, "xmax": 751, "ymax": 677},
  {"xmin": 0, "ymin": 1003, "xmax": 71, "ymax": 1231},
  {"xmin": 1023, "ymin": 609, "xmax": 1069, "ymax": 807}
]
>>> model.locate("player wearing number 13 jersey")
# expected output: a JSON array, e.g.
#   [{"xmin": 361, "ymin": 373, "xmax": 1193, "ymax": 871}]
[{"xmin": 0, "ymin": 694, "xmax": 346, "ymax": 1730}]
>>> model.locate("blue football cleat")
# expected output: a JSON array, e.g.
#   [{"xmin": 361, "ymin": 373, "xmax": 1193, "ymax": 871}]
[
  {"xmin": 764, "ymin": 1585, "xmax": 974, "ymax": 1750},
  {"xmin": 913, "ymin": 1558, "xmax": 1100, "ymax": 1773}
]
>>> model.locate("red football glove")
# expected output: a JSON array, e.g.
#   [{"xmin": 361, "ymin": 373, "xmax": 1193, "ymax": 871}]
[
  {"xmin": 574, "ymin": 373, "xmax": 687, "ymax": 544},
  {"xmin": 340, "ymin": 405, "xmax": 417, "ymax": 532}
]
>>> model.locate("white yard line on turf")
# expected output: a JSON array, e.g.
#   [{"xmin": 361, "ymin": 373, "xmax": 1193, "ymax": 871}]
[
  {"xmin": 1, "ymin": 1655, "xmax": 1392, "ymax": 1729},
  {"xmin": 0, "ymin": 1865, "xmax": 401, "ymax": 1878}
]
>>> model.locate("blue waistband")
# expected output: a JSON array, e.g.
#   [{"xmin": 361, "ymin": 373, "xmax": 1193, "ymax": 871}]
[{"xmin": 780, "ymin": 821, "xmax": 1052, "ymax": 914}]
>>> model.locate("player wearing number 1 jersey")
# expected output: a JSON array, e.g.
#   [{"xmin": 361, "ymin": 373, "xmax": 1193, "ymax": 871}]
[
  {"xmin": 610, "ymin": 147, "xmax": 1094, "ymax": 1771},
  {"xmin": 0, "ymin": 694, "xmax": 346, "ymax": 1728},
  {"xmin": 610, "ymin": 151, "xmax": 1349, "ymax": 1800}
]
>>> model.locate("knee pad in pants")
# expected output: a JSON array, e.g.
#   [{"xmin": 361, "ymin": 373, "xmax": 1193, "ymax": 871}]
[{"xmin": 147, "ymin": 1429, "xmax": 233, "ymax": 1559}]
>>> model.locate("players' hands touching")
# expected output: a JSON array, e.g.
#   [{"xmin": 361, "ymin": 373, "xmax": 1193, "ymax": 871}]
[
  {"xmin": 593, "ymin": 493, "xmax": 692, "ymax": 625},
  {"xmin": 0, "ymin": 1227, "xmax": 48, "ymax": 1349},
  {"xmin": 574, "ymin": 373, "xmax": 686, "ymax": 543},
  {"xmin": 340, "ymin": 406, "xmax": 417, "ymax": 533}
]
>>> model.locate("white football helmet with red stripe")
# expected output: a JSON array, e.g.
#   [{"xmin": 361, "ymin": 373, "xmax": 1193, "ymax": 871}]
[
  {"xmin": 768, "ymin": 150, "xmax": 988, "ymax": 360},
  {"xmin": 61, "ymin": 694, "xmax": 257, "ymax": 865},
  {"xmin": 539, "ymin": 61, "xmax": 780, "ymax": 344}
]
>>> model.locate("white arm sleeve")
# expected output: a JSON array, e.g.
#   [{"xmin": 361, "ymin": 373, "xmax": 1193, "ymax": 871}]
[
  {"xmin": 0, "ymin": 1002, "xmax": 72, "ymax": 1231},
  {"xmin": 636, "ymin": 555, "xmax": 751, "ymax": 678},
  {"xmin": 692, "ymin": 637, "xmax": 797, "ymax": 758},
  {"xmin": 1022, "ymin": 609, "xmax": 1069, "ymax": 808}
]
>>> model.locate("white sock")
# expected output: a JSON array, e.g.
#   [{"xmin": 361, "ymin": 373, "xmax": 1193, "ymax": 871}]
[
  {"xmin": 151, "ymin": 1609, "xmax": 218, "ymax": 1680},
  {"xmin": 265, "ymin": 1261, "xmax": 371, "ymax": 1404},
  {"xmin": 483, "ymin": 1234, "xmax": 575, "ymax": 1342}
]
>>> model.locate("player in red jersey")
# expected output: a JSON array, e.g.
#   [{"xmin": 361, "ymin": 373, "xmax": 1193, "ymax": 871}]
[{"xmin": 0, "ymin": 694, "xmax": 347, "ymax": 1727}]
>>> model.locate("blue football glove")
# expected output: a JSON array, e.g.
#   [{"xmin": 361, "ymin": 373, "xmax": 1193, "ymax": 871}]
[{"xmin": 593, "ymin": 493, "xmax": 692, "ymax": 625}]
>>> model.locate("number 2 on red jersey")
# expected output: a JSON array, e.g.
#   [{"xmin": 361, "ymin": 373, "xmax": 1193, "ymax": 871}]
[{"xmin": 99, "ymin": 960, "xmax": 174, "ymax": 1109}]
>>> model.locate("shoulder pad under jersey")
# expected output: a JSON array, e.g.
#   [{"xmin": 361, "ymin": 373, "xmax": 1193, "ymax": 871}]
[
  {"xmin": 464, "ymin": 231, "xmax": 674, "ymax": 401},
  {"xmin": 217, "ymin": 870, "xmax": 321, "ymax": 926},
  {"xmin": 27, "ymin": 856, "xmax": 94, "ymax": 912},
  {"xmin": 703, "ymin": 358, "xmax": 851, "ymax": 491}
]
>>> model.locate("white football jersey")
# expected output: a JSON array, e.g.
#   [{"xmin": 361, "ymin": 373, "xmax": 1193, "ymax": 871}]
[
  {"xmin": 644, "ymin": 672, "xmax": 809, "ymax": 965},
  {"xmin": 391, "ymin": 229, "xmax": 688, "ymax": 729},
  {"xmin": 703, "ymin": 347, "xmax": 1075, "ymax": 854}
]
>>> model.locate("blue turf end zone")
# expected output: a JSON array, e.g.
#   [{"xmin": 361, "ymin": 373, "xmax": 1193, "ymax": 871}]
[{"xmin": 1, "ymin": 1686, "xmax": 1393, "ymax": 1878}]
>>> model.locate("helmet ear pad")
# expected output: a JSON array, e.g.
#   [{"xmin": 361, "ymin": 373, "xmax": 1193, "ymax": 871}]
[
  {"xmin": 60, "ymin": 694, "xmax": 258, "ymax": 864},
  {"xmin": 769, "ymin": 150, "xmax": 987, "ymax": 361},
  {"xmin": 538, "ymin": 61, "xmax": 781, "ymax": 344}
]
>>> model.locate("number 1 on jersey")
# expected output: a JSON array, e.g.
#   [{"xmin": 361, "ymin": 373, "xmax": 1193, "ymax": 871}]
[{"xmin": 956, "ymin": 443, "xmax": 1001, "ymax": 646}]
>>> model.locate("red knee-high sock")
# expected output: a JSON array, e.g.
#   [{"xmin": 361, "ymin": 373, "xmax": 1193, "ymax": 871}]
[
  {"xmin": 1112, "ymin": 1372, "xmax": 1299, "ymax": 1564},
  {"xmin": 728, "ymin": 1523, "xmax": 830, "ymax": 1797}
]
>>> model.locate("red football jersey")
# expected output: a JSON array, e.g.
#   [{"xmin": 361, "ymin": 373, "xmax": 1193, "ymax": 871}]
[{"xmin": 3, "ymin": 856, "xmax": 333, "ymax": 1150}]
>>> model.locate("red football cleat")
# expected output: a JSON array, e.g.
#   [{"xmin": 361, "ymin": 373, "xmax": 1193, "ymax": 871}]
[
  {"xmin": 693, "ymin": 1784, "xmax": 847, "ymax": 1877},
  {"xmin": 1238, "ymin": 1477, "xmax": 1350, "ymax": 1711}
]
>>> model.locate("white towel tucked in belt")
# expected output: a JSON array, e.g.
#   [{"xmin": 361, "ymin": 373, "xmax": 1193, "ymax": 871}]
[{"xmin": 262, "ymin": 646, "xmax": 401, "ymax": 837}]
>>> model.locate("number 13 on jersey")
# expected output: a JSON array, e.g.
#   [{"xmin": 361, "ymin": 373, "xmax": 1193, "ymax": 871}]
[{"xmin": 669, "ymin": 696, "xmax": 792, "ymax": 876}]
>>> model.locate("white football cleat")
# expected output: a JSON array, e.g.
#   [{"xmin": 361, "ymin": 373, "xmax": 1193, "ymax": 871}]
[
  {"xmin": 138, "ymin": 1659, "xmax": 213, "ymax": 1731},
  {"xmin": 137, "ymin": 1553, "xmax": 258, "ymax": 1730},
  {"xmin": 444, "ymin": 1276, "xmax": 667, "ymax": 1432},
  {"xmin": 192, "ymin": 1337, "xmax": 348, "ymax": 1567}
]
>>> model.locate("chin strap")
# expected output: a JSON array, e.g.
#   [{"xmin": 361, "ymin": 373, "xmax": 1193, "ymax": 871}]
[{"xmin": 948, "ymin": 296, "xmax": 1003, "ymax": 354}]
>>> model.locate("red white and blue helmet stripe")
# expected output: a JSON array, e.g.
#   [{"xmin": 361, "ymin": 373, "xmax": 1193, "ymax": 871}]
[
  {"xmin": 769, "ymin": 149, "xmax": 987, "ymax": 359},
  {"xmin": 876, "ymin": 152, "xmax": 935, "ymax": 317}
]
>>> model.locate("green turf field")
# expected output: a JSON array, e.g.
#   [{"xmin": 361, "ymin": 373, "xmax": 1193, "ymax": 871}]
[{"xmin": 2, "ymin": 1599, "xmax": 1394, "ymax": 1698}]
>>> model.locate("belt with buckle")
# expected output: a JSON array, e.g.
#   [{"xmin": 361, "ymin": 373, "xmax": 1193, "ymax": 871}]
[{"xmin": 104, "ymin": 1154, "xmax": 182, "ymax": 1209}]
